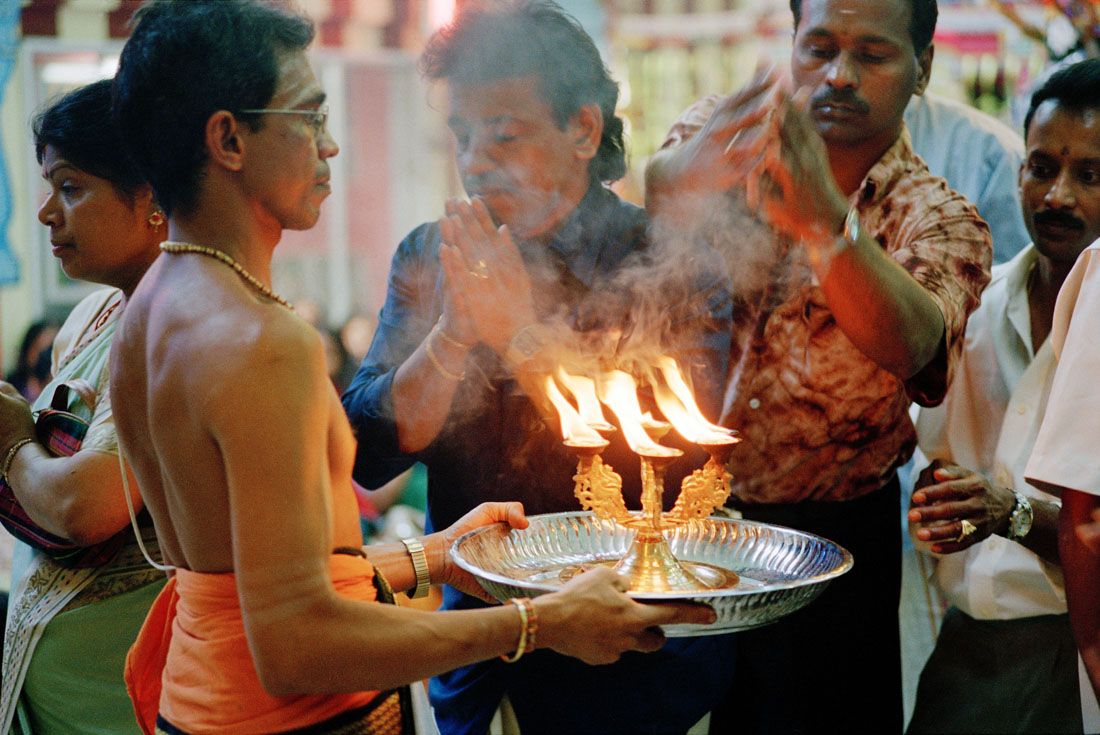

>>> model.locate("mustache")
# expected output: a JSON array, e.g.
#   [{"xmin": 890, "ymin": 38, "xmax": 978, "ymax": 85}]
[
  {"xmin": 810, "ymin": 89, "xmax": 870, "ymax": 115},
  {"xmin": 1033, "ymin": 209, "xmax": 1085, "ymax": 230},
  {"xmin": 463, "ymin": 172, "xmax": 514, "ymax": 195}
]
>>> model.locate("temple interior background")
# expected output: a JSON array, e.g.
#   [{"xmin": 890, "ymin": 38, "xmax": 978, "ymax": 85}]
[{"xmin": 0, "ymin": 0, "xmax": 1079, "ymax": 726}]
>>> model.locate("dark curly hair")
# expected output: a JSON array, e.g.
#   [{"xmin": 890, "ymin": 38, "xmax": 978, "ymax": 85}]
[
  {"xmin": 790, "ymin": 0, "xmax": 938, "ymax": 54},
  {"xmin": 113, "ymin": 0, "xmax": 314, "ymax": 217},
  {"xmin": 420, "ymin": 0, "xmax": 626, "ymax": 185}
]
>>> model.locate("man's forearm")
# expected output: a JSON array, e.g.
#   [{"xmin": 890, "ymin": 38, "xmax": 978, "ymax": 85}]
[
  {"xmin": 391, "ymin": 334, "xmax": 468, "ymax": 453},
  {"xmin": 816, "ymin": 229, "xmax": 945, "ymax": 380},
  {"xmin": 1061, "ymin": 488, "xmax": 1100, "ymax": 700}
]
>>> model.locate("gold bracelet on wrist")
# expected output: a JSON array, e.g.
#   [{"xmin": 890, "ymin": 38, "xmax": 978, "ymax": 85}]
[
  {"xmin": 501, "ymin": 597, "xmax": 538, "ymax": 663},
  {"xmin": 434, "ymin": 320, "xmax": 473, "ymax": 351},
  {"xmin": 400, "ymin": 537, "xmax": 431, "ymax": 599},
  {"xmin": 1, "ymin": 438, "xmax": 34, "ymax": 484},
  {"xmin": 425, "ymin": 336, "xmax": 465, "ymax": 382}
]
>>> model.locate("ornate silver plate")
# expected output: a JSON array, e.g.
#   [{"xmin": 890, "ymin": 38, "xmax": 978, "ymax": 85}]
[{"xmin": 450, "ymin": 511, "xmax": 853, "ymax": 637}]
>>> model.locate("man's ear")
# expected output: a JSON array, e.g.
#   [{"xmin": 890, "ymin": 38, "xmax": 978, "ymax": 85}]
[
  {"xmin": 914, "ymin": 44, "xmax": 934, "ymax": 96},
  {"xmin": 570, "ymin": 103, "xmax": 603, "ymax": 163},
  {"xmin": 205, "ymin": 110, "xmax": 246, "ymax": 172}
]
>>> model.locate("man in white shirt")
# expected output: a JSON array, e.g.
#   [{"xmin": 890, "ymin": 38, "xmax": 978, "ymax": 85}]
[
  {"xmin": 908, "ymin": 59, "xmax": 1100, "ymax": 733},
  {"xmin": 905, "ymin": 91, "xmax": 1030, "ymax": 264},
  {"xmin": 1026, "ymin": 237, "xmax": 1100, "ymax": 706}
]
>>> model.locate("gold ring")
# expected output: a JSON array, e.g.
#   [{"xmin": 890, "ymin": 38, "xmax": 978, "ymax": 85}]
[
  {"xmin": 471, "ymin": 259, "xmax": 490, "ymax": 279},
  {"xmin": 956, "ymin": 519, "xmax": 977, "ymax": 543}
]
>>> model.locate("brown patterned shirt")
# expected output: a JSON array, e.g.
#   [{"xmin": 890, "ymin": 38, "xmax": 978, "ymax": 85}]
[{"xmin": 660, "ymin": 96, "xmax": 992, "ymax": 503}]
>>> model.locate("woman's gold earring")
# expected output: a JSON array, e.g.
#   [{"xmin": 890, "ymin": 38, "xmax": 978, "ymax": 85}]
[{"xmin": 148, "ymin": 210, "xmax": 165, "ymax": 228}]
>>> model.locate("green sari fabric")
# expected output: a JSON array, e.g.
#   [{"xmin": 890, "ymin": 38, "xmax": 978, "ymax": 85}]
[
  {"xmin": 2, "ymin": 289, "xmax": 166, "ymax": 734},
  {"xmin": 17, "ymin": 572, "xmax": 164, "ymax": 734}
]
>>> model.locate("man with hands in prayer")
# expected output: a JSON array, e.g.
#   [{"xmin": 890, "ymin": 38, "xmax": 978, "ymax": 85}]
[{"xmin": 342, "ymin": 2, "xmax": 737, "ymax": 734}]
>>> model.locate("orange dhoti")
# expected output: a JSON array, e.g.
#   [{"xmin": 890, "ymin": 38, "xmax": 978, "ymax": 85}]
[{"xmin": 126, "ymin": 555, "xmax": 395, "ymax": 735}]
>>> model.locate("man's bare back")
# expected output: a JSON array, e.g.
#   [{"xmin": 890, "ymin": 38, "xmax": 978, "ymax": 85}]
[{"xmin": 112, "ymin": 250, "xmax": 363, "ymax": 573}]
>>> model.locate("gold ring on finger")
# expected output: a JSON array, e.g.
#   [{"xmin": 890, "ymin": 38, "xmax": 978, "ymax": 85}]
[
  {"xmin": 471, "ymin": 259, "xmax": 490, "ymax": 279},
  {"xmin": 956, "ymin": 519, "xmax": 977, "ymax": 543}
]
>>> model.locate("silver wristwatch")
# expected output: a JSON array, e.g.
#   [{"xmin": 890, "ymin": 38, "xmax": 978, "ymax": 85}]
[
  {"xmin": 1006, "ymin": 490, "xmax": 1034, "ymax": 542},
  {"xmin": 841, "ymin": 203, "xmax": 861, "ymax": 248},
  {"xmin": 504, "ymin": 324, "xmax": 545, "ymax": 367}
]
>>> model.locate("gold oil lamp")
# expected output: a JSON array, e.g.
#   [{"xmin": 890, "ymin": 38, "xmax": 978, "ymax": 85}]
[{"xmin": 545, "ymin": 358, "xmax": 741, "ymax": 593}]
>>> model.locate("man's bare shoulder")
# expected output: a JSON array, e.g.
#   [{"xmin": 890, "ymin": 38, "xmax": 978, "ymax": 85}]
[{"xmin": 124, "ymin": 255, "xmax": 326, "ymax": 405}]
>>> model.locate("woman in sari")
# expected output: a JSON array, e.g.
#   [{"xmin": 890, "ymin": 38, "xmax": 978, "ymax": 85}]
[{"xmin": 0, "ymin": 79, "xmax": 168, "ymax": 734}]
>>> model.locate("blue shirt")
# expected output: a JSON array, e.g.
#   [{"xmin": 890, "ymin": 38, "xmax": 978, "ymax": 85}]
[
  {"xmin": 343, "ymin": 184, "xmax": 737, "ymax": 734},
  {"xmin": 905, "ymin": 93, "xmax": 1029, "ymax": 265}
]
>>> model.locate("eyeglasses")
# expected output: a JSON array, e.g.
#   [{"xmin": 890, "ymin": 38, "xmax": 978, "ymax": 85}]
[{"xmin": 238, "ymin": 105, "xmax": 329, "ymax": 137}]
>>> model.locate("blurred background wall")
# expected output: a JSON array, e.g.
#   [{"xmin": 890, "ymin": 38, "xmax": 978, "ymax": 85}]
[{"xmin": 0, "ymin": 0, "xmax": 1067, "ymax": 370}]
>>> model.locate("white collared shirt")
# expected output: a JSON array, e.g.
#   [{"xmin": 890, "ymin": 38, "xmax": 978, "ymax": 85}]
[
  {"xmin": 1026, "ymin": 241, "xmax": 1100, "ymax": 497},
  {"xmin": 916, "ymin": 244, "xmax": 1065, "ymax": 619}
]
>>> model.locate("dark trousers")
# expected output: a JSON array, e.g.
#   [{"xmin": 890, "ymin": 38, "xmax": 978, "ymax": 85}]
[
  {"xmin": 907, "ymin": 607, "xmax": 1082, "ymax": 734},
  {"xmin": 708, "ymin": 477, "xmax": 903, "ymax": 735}
]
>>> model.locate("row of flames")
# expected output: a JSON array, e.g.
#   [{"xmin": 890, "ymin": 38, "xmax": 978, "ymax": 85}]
[
  {"xmin": 542, "ymin": 355, "xmax": 739, "ymax": 530},
  {"xmin": 544, "ymin": 355, "xmax": 732, "ymax": 455}
]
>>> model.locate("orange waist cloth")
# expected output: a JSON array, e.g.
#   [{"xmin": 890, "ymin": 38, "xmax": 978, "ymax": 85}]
[{"xmin": 126, "ymin": 554, "xmax": 380, "ymax": 735}]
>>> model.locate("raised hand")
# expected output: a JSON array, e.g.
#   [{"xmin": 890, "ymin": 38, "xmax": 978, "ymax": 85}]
[
  {"xmin": 438, "ymin": 198, "xmax": 538, "ymax": 355},
  {"xmin": 658, "ymin": 66, "xmax": 785, "ymax": 197},
  {"xmin": 727, "ymin": 83, "xmax": 849, "ymax": 251},
  {"xmin": 908, "ymin": 459, "xmax": 1015, "ymax": 553}
]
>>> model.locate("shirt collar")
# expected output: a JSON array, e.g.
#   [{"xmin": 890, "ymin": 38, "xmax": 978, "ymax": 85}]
[
  {"xmin": 520, "ymin": 184, "xmax": 618, "ymax": 288},
  {"xmin": 854, "ymin": 125, "xmax": 916, "ymax": 207},
  {"xmin": 1001, "ymin": 243, "xmax": 1040, "ymax": 356}
]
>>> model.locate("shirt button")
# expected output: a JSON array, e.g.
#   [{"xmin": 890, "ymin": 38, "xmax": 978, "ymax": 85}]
[
  {"xmin": 749, "ymin": 398, "xmax": 761, "ymax": 409},
  {"xmin": 1017, "ymin": 403, "xmax": 1029, "ymax": 415}
]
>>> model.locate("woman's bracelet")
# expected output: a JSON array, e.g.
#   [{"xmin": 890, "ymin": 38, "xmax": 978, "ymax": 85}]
[
  {"xmin": 425, "ymin": 335, "xmax": 465, "ymax": 382},
  {"xmin": 1, "ymin": 437, "xmax": 35, "ymax": 484},
  {"xmin": 501, "ymin": 597, "xmax": 538, "ymax": 663}
]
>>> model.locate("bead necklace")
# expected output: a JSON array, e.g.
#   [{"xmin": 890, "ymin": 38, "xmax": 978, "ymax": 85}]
[{"xmin": 160, "ymin": 242, "xmax": 293, "ymax": 310}]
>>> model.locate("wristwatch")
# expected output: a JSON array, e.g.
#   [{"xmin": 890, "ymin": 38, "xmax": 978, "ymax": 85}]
[
  {"xmin": 841, "ymin": 204, "xmax": 861, "ymax": 248},
  {"xmin": 1005, "ymin": 490, "xmax": 1034, "ymax": 542},
  {"xmin": 504, "ymin": 324, "xmax": 545, "ymax": 367}
]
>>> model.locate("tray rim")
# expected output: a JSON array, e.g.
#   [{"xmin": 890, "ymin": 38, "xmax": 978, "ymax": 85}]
[{"xmin": 449, "ymin": 510, "xmax": 854, "ymax": 600}]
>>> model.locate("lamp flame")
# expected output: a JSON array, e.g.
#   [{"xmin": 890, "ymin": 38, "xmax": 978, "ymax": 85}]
[
  {"xmin": 653, "ymin": 356, "xmax": 734, "ymax": 444},
  {"xmin": 596, "ymin": 371, "xmax": 679, "ymax": 457},
  {"xmin": 544, "ymin": 376, "xmax": 605, "ymax": 446},
  {"xmin": 556, "ymin": 368, "xmax": 613, "ymax": 431}
]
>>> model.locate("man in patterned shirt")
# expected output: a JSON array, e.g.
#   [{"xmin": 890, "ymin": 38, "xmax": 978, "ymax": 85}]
[{"xmin": 646, "ymin": 0, "xmax": 992, "ymax": 732}]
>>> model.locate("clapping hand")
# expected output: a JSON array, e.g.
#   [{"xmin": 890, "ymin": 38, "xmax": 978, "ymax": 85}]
[{"xmin": 721, "ymin": 78, "xmax": 849, "ymax": 251}]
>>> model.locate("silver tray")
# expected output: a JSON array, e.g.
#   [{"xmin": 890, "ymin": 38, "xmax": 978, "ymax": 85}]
[{"xmin": 450, "ymin": 511, "xmax": 853, "ymax": 637}]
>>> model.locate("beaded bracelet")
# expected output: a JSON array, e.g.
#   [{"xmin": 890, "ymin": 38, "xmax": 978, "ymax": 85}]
[
  {"xmin": 501, "ymin": 597, "xmax": 537, "ymax": 663},
  {"xmin": 1, "ymin": 438, "xmax": 34, "ymax": 484}
]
